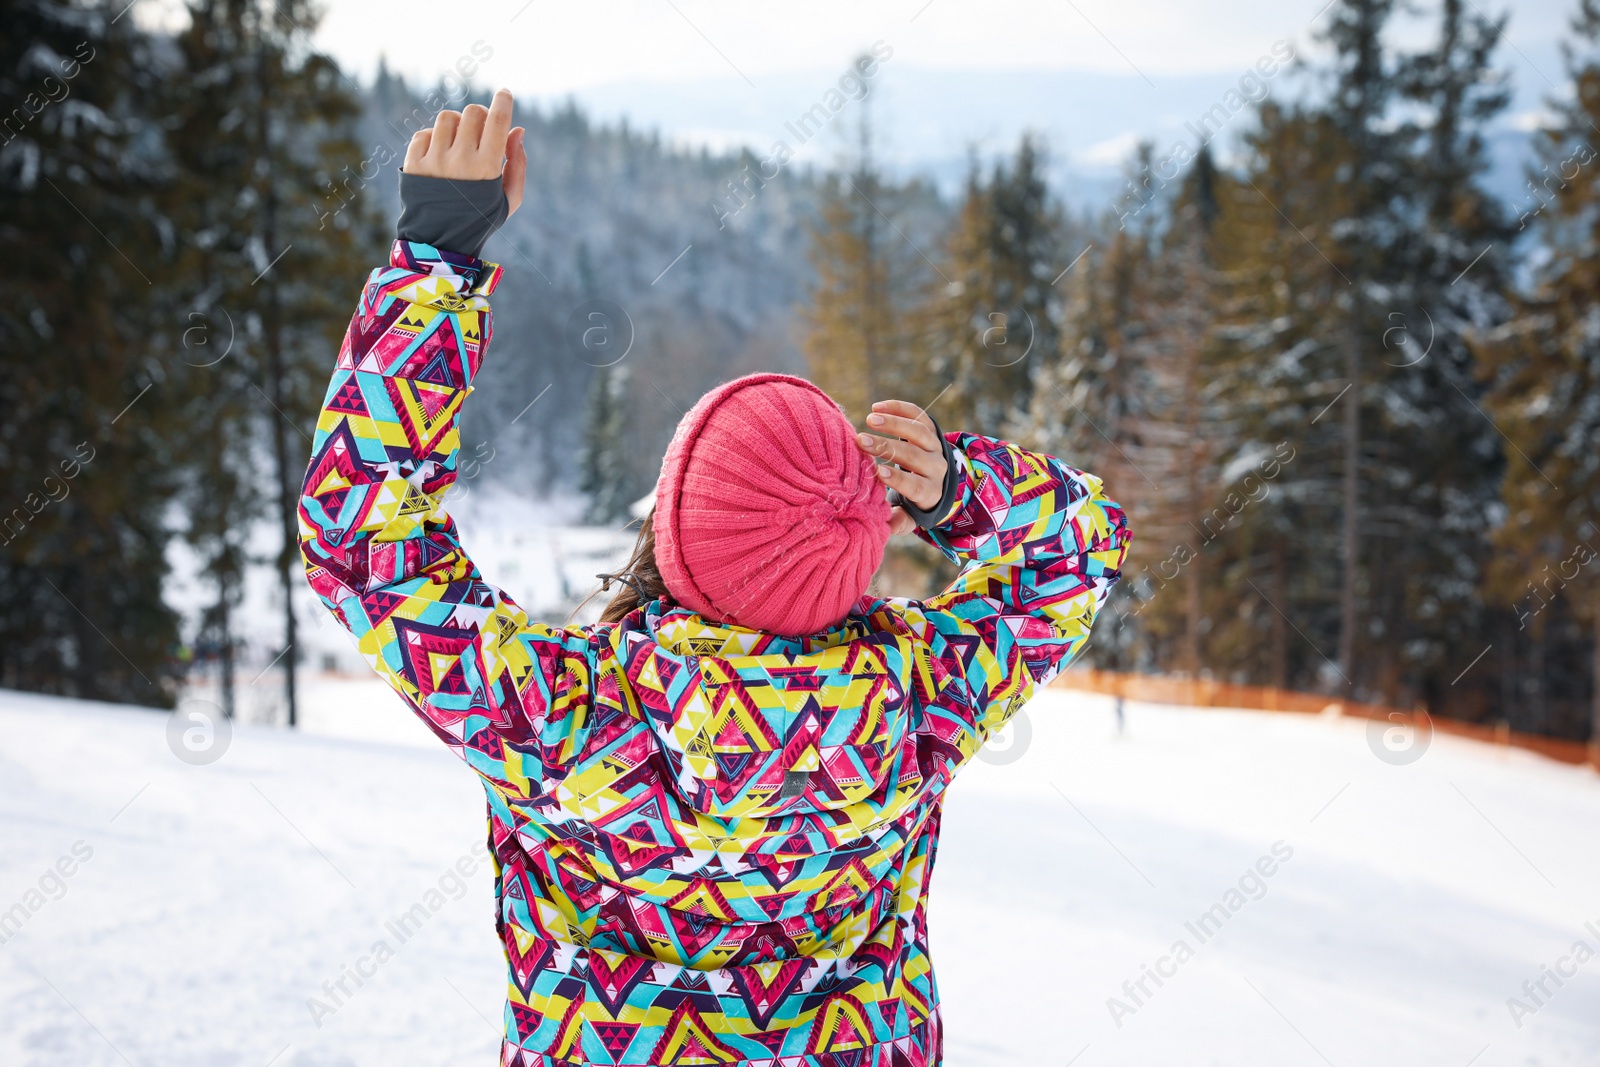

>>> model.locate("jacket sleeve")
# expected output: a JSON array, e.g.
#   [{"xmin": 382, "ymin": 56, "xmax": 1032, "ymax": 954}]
[
  {"xmin": 298, "ymin": 240, "xmax": 592, "ymax": 807},
  {"xmin": 902, "ymin": 433, "xmax": 1131, "ymax": 758}
]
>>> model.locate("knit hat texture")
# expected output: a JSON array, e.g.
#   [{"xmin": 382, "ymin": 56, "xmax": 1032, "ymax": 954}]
[{"xmin": 653, "ymin": 373, "xmax": 891, "ymax": 636}]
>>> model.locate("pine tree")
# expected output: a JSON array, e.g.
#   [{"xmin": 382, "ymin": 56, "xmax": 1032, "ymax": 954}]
[
  {"xmin": 1015, "ymin": 149, "xmax": 1163, "ymax": 669},
  {"xmin": 0, "ymin": 0, "xmax": 183, "ymax": 704},
  {"xmin": 1321, "ymin": 0, "xmax": 1411, "ymax": 694},
  {"xmin": 917, "ymin": 162, "xmax": 993, "ymax": 433},
  {"xmin": 1183, "ymin": 0, "xmax": 1513, "ymax": 711},
  {"xmin": 801, "ymin": 92, "xmax": 931, "ymax": 423},
  {"xmin": 1188, "ymin": 1, "xmax": 1433, "ymax": 701},
  {"xmin": 920, "ymin": 136, "xmax": 1064, "ymax": 433},
  {"xmin": 165, "ymin": 0, "xmax": 381, "ymax": 725},
  {"xmin": 1383, "ymin": 0, "xmax": 1513, "ymax": 716},
  {"xmin": 1199, "ymin": 113, "xmax": 1346, "ymax": 691},
  {"xmin": 988, "ymin": 136, "xmax": 1062, "ymax": 414},
  {"xmin": 580, "ymin": 363, "xmax": 633, "ymax": 523},
  {"xmin": 1019, "ymin": 148, "xmax": 1161, "ymax": 484},
  {"xmin": 1477, "ymin": 0, "xmax": 1600, "ymax": 746},
  {"xmin": 1117, "ymin": 151, "xmax": 1228, "ymax": 678}
]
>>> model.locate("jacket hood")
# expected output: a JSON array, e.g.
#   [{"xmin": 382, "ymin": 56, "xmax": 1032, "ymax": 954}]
[{"xmin": 603, "ymin": 597, "xmax": 930, "ymax": 824}]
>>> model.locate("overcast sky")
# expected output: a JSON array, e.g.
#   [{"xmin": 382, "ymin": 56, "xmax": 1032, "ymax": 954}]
[
  {"xmin": 132, "ymin": 0, "xmax": 1581, "ymax": 197},
  {"xmin": 298, "ymin": 0, "xmax": 1571, "ymax": 91}
]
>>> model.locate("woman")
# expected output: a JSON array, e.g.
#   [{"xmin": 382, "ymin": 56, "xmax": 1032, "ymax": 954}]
[{"xmin": 299, "ymin": 89, "xmax": 1130, "ymax": 1067}]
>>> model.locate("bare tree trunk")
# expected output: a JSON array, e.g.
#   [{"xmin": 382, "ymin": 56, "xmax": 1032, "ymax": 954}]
[
  {"xmin": 265, "ymin": 194, "xmax": 298, "ymax": 731},
  {"xmin": 1591, "ymin": 608, "xmax": 1599, "ymax": 763},
  {"xmin": 1182, "ymin": 447, "xmax": 1201, "ymax": 677},
  {"xmin": 1337, "ymin": 341, "xmax": 1360, "ymax": 694},
  {"xmin": 258, "ymin": 44, "xmax": 297, "ymax": 728},
  {"xmin": 1500, "ymin": 624, "xmax": 1516, "ymax": 729},
  {"xmin": 68, "ymin": 571, "xmax": 98, "ymax": 702},
  {"xmin": 1180, "ymin": 326, "xmax": 1204, "ymax": 678},
  {"xmin": 1183, "ymin": 556, "xmax": 1202, "ymax": 678},
  {"xmin": 857, "ymin": 102, "xmax": 880, "ymax": 414},
  {"xmin": 218, "ymin": 589, "xmax": 236, "ymax": 720},
  {"xmin": 1529, "ymin": 621, "xmax": 1545, "ymax": 735},
  {"xmin": 1271, "ymin": 537, "xmax": 1288, "ymax": 689}
]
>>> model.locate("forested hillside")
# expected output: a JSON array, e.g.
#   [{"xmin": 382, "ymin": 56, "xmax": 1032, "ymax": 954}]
[
  {"xmin": 4, "ymin": 0, "xmax": 1599, "ymax": 748},
  {"xmin": 362, "ymin": 68, "xmax": 823, "ymax": 507},
  {"xmin": 794, "ymin": 0, "xmax": 1600, "ymax": 742}
]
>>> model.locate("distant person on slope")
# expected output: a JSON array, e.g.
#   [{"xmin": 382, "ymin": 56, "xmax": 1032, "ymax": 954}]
[{"xmin": 298, "ymin": 88, "xmax": 1130, "ymax": 1067}]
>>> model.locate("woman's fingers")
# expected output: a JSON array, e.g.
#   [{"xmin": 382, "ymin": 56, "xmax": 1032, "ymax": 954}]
[
  {"xmin": 874, "ymin": 459, "xmax": 941, "ymax": 511},
  {"xmin": 403, "ymin": 129, "xmax": 432, "ymax": 172},
  {"xmin": 431, "ymin": 109, "xmax": 462, "ymax": 151},
  {"xmin": 870, "ymin": 398, "xmax": 928, "ymax": 418},
  {"xmin": 857, "ymin": 395, "xmax": 947, "ymax": 512},
  {"xmin": 865, "ymin": 410, "xmax": 938, "ymax": 452},
  {"xmin": 856, "ymin": 430, "xmax": 945, "ymax": 482},
  {"xmin": 503, "ymin": 126, "xmax": 526, "ymax": 216},
  {"xmin": 871, "ymin": 399, "xmax": 937, "ymax": 432},
  {"xmin": 857, "ymin": 435, "xmax": 921, "ymax": 476},
  {"xmin": 458, "ymin": 103, "xmax": 490, "ymax": 152},
  {"xmin": 857, "ymin": 397, "xmax": 948, "ymax": 515},
  {"xmin": 484, "ymin": 89, "xmax": 514, "ymax": 155},
  {"xmin": 854, "ymin": 430, "xmax": 897, "ymax": 464},
  {"xmin": 408, "ymin": 92, "xmax": 517, "ymax": 182},
  {"xmin": 888, "ymin": 507, "xmax": 917, "ymax": 536}
]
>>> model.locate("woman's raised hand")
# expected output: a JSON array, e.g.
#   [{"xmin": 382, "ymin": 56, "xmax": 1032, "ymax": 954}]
[
  {"xmin": 403, "ymin": 88, "xmax": 527, "ymax": 217},
  {"xmin": 856, "ymin": 399, "xmax": 948, "ymax": 536}
]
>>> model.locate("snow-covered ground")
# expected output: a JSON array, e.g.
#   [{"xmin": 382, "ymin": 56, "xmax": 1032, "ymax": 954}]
[
  {"xmin": 167, "ymin": 489, "xmax": 637, "ymax": 727},
  {"xmin": 2, "ymin": 683, "xmax": 1598, "ymax": 1066}
]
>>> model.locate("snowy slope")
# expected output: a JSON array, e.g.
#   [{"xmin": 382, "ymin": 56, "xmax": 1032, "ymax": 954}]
[
  {"xmin": 167, "ymin": 489, "xmax": 638, "ymax": 730},
  {"xmin": 2, "ymin": 685, "xmax": 1598, "ymax": 1066}
]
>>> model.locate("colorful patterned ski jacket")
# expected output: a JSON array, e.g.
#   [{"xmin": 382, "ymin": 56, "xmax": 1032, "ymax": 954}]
[{"xmin": 299, "ymin": 241, "xmax": 1131, "ymax": 1067}]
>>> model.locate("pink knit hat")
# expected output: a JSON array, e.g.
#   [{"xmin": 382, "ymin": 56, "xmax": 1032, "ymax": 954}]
[{"xmin": 653, "ymin": 373, "xmax": 891, "ymax": 636}]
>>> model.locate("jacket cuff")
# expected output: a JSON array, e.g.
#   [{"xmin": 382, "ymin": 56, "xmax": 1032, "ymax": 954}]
[
  {"xmin": 395, "ymin": 172, "xmax": 509, "ymax": 260},
  {"xmin": 388, "ymin": 239, "xmax": 502, "ymax": 296},
  {"xmin": 890, "ymin": 417, "xmax": 966, "ymax": 530}
]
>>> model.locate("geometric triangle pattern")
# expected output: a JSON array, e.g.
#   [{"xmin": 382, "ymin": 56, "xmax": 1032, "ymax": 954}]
[{"xmin": 298, "ymin": 240, "xmax": 1131, "ymax": 1066}]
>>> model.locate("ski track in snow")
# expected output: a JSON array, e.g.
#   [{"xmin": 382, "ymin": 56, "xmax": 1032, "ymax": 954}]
[{"xmin": 2, "ymin": 684, "xmax": 1598, "ymax": 1066}]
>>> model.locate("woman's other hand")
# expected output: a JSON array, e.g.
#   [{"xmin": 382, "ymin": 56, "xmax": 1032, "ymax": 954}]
[
  {"xmin": 403, "ymin": 88, "xmax": 526, "ymax": 217},
  {"xmin": 856, "ymin": 399, "xmax": 948, "ymax": 536}
]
